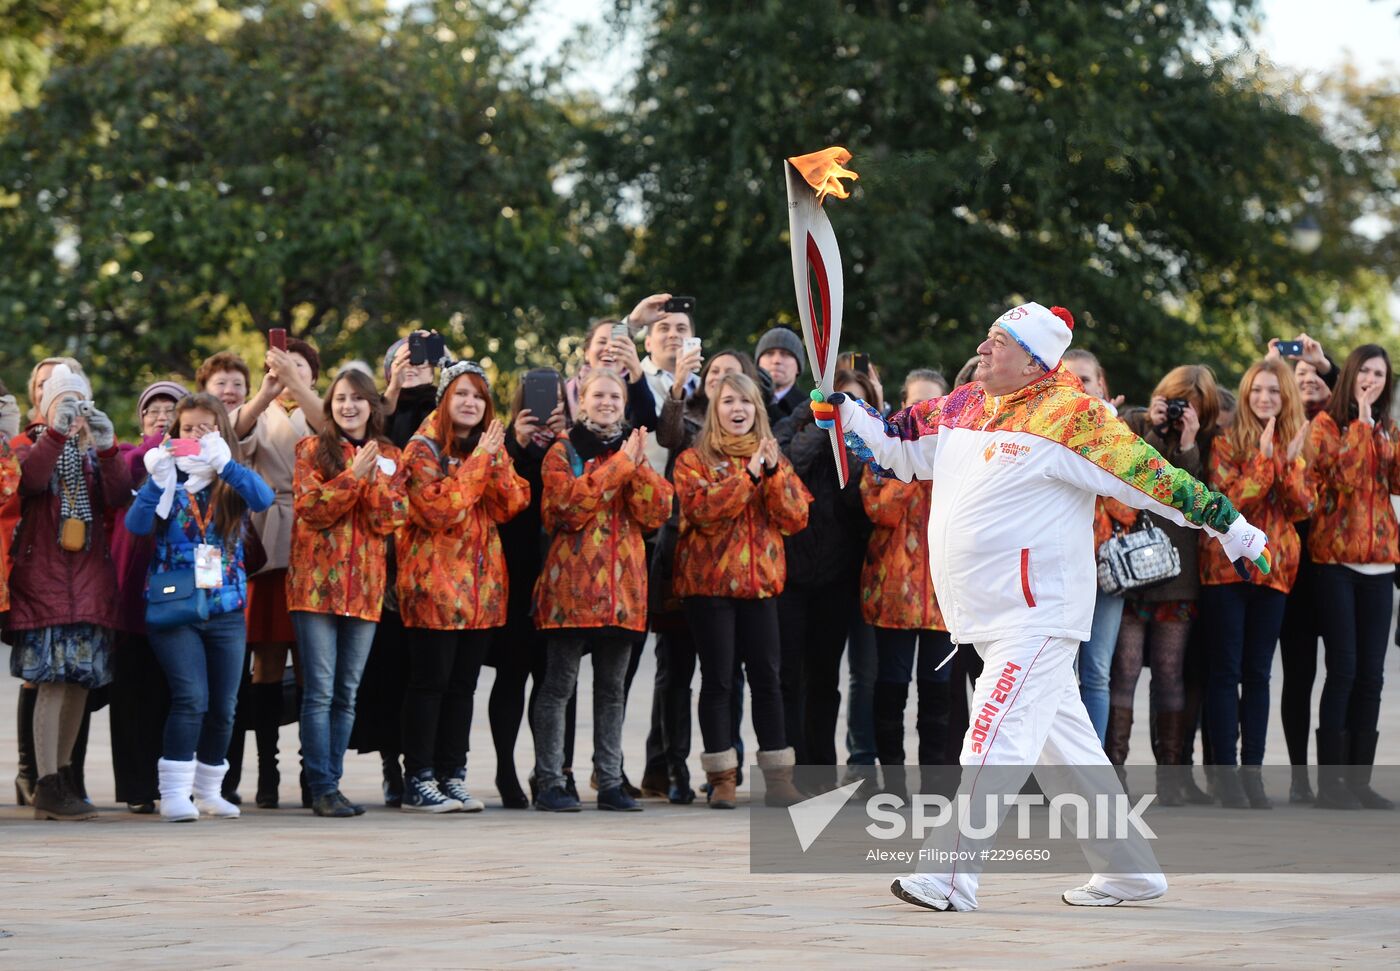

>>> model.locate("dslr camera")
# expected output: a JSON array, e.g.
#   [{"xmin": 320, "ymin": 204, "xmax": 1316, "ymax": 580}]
[{"xmin": 1157, "ymin": 397, "xmax": 1190, "ymax": 435}]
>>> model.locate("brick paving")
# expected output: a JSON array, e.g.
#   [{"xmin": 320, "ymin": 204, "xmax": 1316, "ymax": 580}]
[{"xmin": 2, "ymin": 640, "xmax": 1398, "ymax": 967}]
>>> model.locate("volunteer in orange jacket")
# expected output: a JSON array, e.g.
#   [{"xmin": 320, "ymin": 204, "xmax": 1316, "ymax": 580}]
[
  {"xmin": 673, "ymin": 372, "xmax": 811, "ymax": 808},
  {"xmin": 1200, "ymin": 359, "xmax": 1312, "ymax": 809},
  {"xmin": 862, "ymin": 370, "xmax": 955, "ymax": 771},
  {"xmin": 531, "ymin": 369, "xmax": 673, "ymax": 813},
  {"xmin": 1306, "ymin": 344, "xmax": 1398, "ymax": 810},
  {"xmin": 289, "ymin": 369, "xmax": 408, "ymax": 818},
  {"xmin": 397, "ymin": 361, "xmax": 529, "ymax": 813}
]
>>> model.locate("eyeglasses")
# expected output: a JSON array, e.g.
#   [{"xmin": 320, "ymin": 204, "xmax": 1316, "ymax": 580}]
[{"xmin": 142, "ymin": 404, "xmax": 176, "ymax": 419}]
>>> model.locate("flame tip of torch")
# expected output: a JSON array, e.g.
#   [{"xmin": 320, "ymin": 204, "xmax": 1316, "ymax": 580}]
[{"xmin": 787, "ymin": 145, "xmax": 859, "ymax": 204}]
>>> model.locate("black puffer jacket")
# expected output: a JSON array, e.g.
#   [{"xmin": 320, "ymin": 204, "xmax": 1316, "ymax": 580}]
[{"xmin": 774, "ymin": 400, "xmax": 868, "ymax": 588}]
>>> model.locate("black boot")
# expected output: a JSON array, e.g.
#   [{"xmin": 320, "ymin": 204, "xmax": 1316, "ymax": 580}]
[
  {"xmin": 253, "ymin": 682, "xmax": 282, "ymax": 808},
  {"xmin": 1347, "ymin": 730, "xmax": 1394, "ymax": 810},
  {"xmin": 223, "ymin": 725, "xmax": 246, "ymax": 804},
  {"xmin": 1212, "ymin": 765, "xmax": 1249, "ymax": 808},
  {"xmin": 1289, "ymin": 765, "xmax": 1315, "ymax": 804},
  {"xmin": 1153, "ymin": 711, "xmax": 1185, "ymax": 807},
  {"xmin": 873, "ymin": 682, "xmax": 909, "ymax": 768},
  {"xmin": 32, "ymin": 773, "xmax": 96, "ymax": 821},
  {"xmin": 63, "ymin": 706, "xmax": 94, "ymax": 807},
  {"xmin": 1239, "ymin": 765, "xmax": 1272, "ymax": 809},
  {"xmin": 915, "ymin": 679, "xmax": 953, "ymax": 766},
  {"xmin": 1314, "ymin": 729, "xmax": 1361, "ymax": 810},
  {"xmin": 382, "ymin": 753, "xmax": 405, "ymax": 808},
  {"xmin": 15, "ymin": 684, "xmax": 37, "ymax": 806}
]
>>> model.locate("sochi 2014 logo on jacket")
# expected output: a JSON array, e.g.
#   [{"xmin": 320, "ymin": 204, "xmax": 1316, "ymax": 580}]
[{"xmin": 983, "ymin": 441, "xmax": 1032, "ymax": 466}]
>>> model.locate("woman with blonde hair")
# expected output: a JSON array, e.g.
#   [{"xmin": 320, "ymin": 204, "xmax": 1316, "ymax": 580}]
[
  {"xmin": 1199, "ymin": 359, "xmax": 1312, "ymax": 807},
  {"xmin": 1108, "ymin": 364, "xmax": 1220, "ymax": 805},
  {"xmin": 672, "ymin": 372, "xmax": 811, "ymax": 807}
]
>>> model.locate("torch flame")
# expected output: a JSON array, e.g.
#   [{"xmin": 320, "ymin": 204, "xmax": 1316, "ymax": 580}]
[{"xmin": 787, "ymin": 146, "xmax": 859, "ymax": 204}]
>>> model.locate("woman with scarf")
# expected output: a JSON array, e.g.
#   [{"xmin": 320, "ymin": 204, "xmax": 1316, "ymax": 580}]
[
  {"xmin": 530, "ymin": 369, "xmax": 673, "ymax": 812},
  {"xmin": 7, "ymin": 364, "xmax": 130, "ymax": 820},
  {"xmin": 126, "ymin": 393, "xmax": 274, "ymax": 821},
  {"xmin": 673, "ymin": 372, "xmax": 811, "ymax": 808},
  {"xmin": 397, "ymin": 361, "xmax": 529, "ymax": 813},
  {"xmin": 288, "ymin": 369, "xmax": 408, "ymax": 817}
]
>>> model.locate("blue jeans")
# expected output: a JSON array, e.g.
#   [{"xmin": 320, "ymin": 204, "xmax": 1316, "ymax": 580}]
[
  {"xmin": 1201, "ymin": 583, "xmax": 1286, "ymax": 765},
  {"xmin": 1078, "ymin": 592, "xmax": 1125, "ymax": 744},
  {"xmin": 148, "ymin": 610, "xmax": 247, "ymax": 764},
  {"xmin": 844, "ymin": 616, "xmax": 878, "ymax": 765},
  {"xmin": 292, "ymin": 612, "xmax": 377, "ymax": 797}
]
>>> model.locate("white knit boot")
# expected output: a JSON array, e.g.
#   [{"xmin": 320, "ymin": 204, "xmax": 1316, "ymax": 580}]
[
  {"xmin": 193, "ymin": 761, "xmax": 241, "ymax": 818},
  {"xmin": 158, "ymin": 758, "xmax": 199, "ymax": 822}
]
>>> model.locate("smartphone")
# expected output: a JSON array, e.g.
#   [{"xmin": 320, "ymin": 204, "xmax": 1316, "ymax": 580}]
[
  {"xmin": 408, "ymin": 332, "xmax": 428, "ymax": 366},
  {"xmin": 170, "ymin": 438, "xmax": 201, "ymax": 457},
  {"xmin": 425, "ymin": 333, "xmax": 447, "ymax": 365},
  {"xmin": 662, "ymin": 296, "xmax": 695, "ymax": 316},
  {"xmin": 268, "ymin": 328, "xmax": 287, "ymax": 352},
  {"xmin": 683, "ymin": 336, "xmax": 702, "ymax": 355},
  {"xmin": 520, "ymin": 368, "xmax": 561, "ymax": 421},
  {"xmin": 853, "ymin": 353, "xmax": 871, "ymax": 375},
  {"xmin": 610, "ymin": 322, "xmax": 631, "ymax": 342},
  {"xmin": 1276, "ymin": 340, "xmax": 1304, "ymax": 358}
]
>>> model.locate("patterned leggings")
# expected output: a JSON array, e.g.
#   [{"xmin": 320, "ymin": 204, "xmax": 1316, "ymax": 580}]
[{"xmin": 1109, "ymin": 612, "xmax": 1190, "ymax": 713}]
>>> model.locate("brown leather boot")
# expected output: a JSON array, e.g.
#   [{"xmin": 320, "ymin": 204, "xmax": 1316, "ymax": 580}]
[
  {"xmin": 33, "ymin": 773, "xmax": 97, "ymax": 821},
  {"xmin": 700, "ymin": 749, "xmax": 738, "ymax": 809},
  {"xmin": 756, "ymin": 747, "xmax": 804, "ymax": 807},
  {"xmin": 1154, "ymin": 711, "xmax": 1185, "ymax": 807}
]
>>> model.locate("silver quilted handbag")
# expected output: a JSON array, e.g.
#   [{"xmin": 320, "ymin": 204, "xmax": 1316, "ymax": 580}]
[{"xmin": 1096, "ymin": 514, "xmax": 1181, "ymax": 595}]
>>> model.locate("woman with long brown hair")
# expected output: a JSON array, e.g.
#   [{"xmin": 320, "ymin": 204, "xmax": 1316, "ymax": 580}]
[
  {"xmin": 125, "ymin": 392, "xmax": 274, "ymax": 821},
  {"xmin": 1306, "ymin": 344, "xmax": 1398, "ymax": 810},
  {"xmin": 1199, "ymin": 359, "xmax": 1312, "ymax": 807},
  {"xmin": 288, "ymin": 370, "xmax": 408, "ymax": 816},
  {"xmin": 1107, "ymin": 364, "xmax": 1220, "ymax": 805}
]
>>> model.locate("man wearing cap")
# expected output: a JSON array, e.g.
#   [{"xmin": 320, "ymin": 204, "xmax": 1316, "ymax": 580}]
[
  {"xmin": 756, "ymin": 326, "xmax": 805, "ymax": 422},
  {"xmin": 814, "ymin": 302, "xmax": 1271, "ymax": 912}
]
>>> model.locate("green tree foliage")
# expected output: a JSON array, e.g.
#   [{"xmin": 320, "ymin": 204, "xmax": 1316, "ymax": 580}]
[
  {"xmin": 0, "ymin": 0, "xmax": 620, "ymax": 404},
  {"xmin": 602, "ymin": 0, "xmax": 1393, "ymax": 398}
]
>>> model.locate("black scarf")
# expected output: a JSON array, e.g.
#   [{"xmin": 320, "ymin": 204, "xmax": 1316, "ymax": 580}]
[{"xmin": 569, "ymin": 421, "xmax": 630, "ymax": 463}]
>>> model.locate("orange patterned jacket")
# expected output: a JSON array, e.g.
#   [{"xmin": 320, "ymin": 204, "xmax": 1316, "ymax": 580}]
[
  {"xmin": 1306, "ymin": 412, "xmax": 1400, "ymax": 566},
  {"xmin": 671, "ymin": 448, "xmax": 812, "ymax": 600},
  {"xmin": 1200, "ymin": 435, "xmax": 1312, "ymax": 593},
  {"xmin": 533, "ymin": 438, "xmax": 674, "ymax": 632},
  {"xmin": 0, "ymin": 440, "xmax": 18, "ymax": 613},
  {"xmin": 859, "ymin": 474, "xmax": 945, "ymax": 631},
  {"xmin": 396, "ymin": 420, "xmax": 530, "ymax": 630},
  {"xmin": 287, "ymin": 438, "xmax": 408, "ymax": 622}
]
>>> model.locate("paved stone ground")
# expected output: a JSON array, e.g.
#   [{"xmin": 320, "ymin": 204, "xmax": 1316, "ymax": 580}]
[{"xmin": 2, "ymin": 638, "xmax": 1398, "ymax": 967}]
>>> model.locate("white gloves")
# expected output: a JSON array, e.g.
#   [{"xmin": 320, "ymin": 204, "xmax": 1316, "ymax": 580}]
[
  {"xmin": 1213, "ymin": 513, "xmax": 1271, "ymax": 578},
  {"xmin": 144, "ymin": 446, "xmax": 176, "ymax": 491},
  {"xmin": 199, "ymin": 433, "xmax": 233, "ymax": 474},
  {"xmin": 86, "ymin": 407, "xmax": 115, "ymax": 450}
]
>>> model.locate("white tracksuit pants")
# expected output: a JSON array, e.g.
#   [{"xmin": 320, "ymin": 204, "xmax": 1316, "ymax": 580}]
[{"xmin": 911, "ymin": 634, "xmax": 1167, "ymax": 911}]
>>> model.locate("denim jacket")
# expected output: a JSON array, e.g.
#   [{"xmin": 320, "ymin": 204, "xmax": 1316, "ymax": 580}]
[{"xmin": 124, "ymin": 461, "xmax": 275, "ymax": 618}]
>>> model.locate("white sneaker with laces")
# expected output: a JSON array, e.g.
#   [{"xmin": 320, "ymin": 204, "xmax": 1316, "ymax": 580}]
[
  {"xmin": 1061, "ymin": 883, "xmax": 1166, "ymax": 907},
  {"xmin": 439, "ymin": 776, "xmax": 485, "ymax": 813},
  {"xmin": 889, "ymin": 876, "xmax": 952, "ymax": 912}
]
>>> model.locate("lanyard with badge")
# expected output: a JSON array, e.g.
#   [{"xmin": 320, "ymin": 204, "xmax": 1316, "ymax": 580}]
[{"xmin": 188, "ymin": 494, "xmax": 224, "ymax": 590}]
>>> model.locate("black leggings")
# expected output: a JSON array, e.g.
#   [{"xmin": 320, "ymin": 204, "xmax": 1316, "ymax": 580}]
[
  {"xmin": 1315, "ymin": 565, "xmax": 1394, "ymax": 736},
  {"xmin": 1278, "ymin": 549, "xmax": 1324, "ymax": 764},
  {"xmin": 488, "ymin": 623, "xmax": 575, "ymax": 777},
  {"xmin": 777, "ymin": 579, "xmax": 856, "ymax": 765},
  {"xmin": 684, "ymin": 596, "xmax": 786, "ymax": 754},
  {"xmin": 401, "ymin": 628, "xmax": 492, "ymax": 777}
]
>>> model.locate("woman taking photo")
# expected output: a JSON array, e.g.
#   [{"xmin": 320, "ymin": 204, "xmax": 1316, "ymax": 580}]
[
  {"xmin": 531, "ymin": 369, "xmax": 673, "ymax": 812},
  {"xmin": 673, "ymin": 372, "xmax": 811, "ymax": 808},
  {"xmin": 397, "ymin": 361, "xmax": 528, "ymax": 813},
  {"xmin": 1108, "ymin": 364, "xmax": 1220, "ymax": 805},
  {"xmin": 125, "ymin": 393, "xmax": 274, "ymax": 821},
  {"xmin": 1200, "ymin": 359, "xmax": 1311, "ymax": 808},
  {"xmin": 8, "ymin": 365, "xmax": 130, "ymax": 820},
  {"xmin": 288, "ymin": 369, "xmax": 408, "ymax": 817},
  {"xmin": 1307, "ymin": 344, "xmax": 1398, "ymax": 810}
]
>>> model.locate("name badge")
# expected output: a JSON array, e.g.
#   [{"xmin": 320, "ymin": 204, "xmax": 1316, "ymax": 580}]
[{"xmin": 194, "ymin": 544, "xmax": 224, "ymax": 589}]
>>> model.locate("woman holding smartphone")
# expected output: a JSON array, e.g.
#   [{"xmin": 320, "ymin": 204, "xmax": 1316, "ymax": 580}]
[
  {"xmin": 673, "ymin": 373, "xmax": 811, "ymax": 808},
  {"xmin": 531, "ymin": 369, "xmax": 673, "ymax": 811},
  {"xmin": 125, "ymin": 393, "xmax": 274, "ymax": 821},
  {"xmin": 1306, "ymin": 344, "xmax": 1398, "ymax": 810},
  {"xmin": 288, "ymin": 369, "xmax": 408, "ymax": 817},
  {"xmin": 397, "ymin": 361, "xmax": 529, "ymax": 813},
  {"xmin": 1199, "ymin": 359, "xmax": 1311, "ymax": 808},
  {"xmin": 566, "ymin": 319, "xmax": 659, "ymax": 430}
]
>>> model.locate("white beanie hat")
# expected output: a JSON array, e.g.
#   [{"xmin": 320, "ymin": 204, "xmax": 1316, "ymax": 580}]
[
  {"xmin": 992, "ymin": 302, "xmax": 1075, "ymax": 372},
  {"xmin": 39, "ymin": 363, "xmax": 92, "ymax": 417}
]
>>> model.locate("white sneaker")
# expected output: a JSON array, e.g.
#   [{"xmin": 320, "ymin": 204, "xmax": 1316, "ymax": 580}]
[
  {"xmin": 1061, "ymin": 883, "xmax": 1166, "ymax": 907},
  {"xmin": 889, "ymin": 876, "xmax": 952, "ymax": 912},
  {"xmin": 438, "ymin": 775, "xmax": 485, "ymax": 813}
]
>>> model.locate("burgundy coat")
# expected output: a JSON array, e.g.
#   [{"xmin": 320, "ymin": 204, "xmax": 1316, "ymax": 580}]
[
  {"xmin": 5, "ymin": 424, "xmax": 132, "ymax": 633},
  {"xmin": 110, "ymin": 434, "xmax": 162, "ymax": 634}
]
